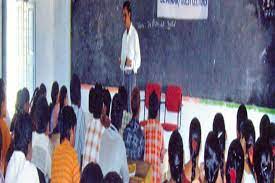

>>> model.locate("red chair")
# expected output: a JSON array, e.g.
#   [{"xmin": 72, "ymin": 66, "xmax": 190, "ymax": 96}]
[
  {"xmin": 140, "ymin": 83, "xmax": 161, "ymax": 127},
  {"xmin": 162, "ymin": 85, "xmax": 182, "ymax": 131}
]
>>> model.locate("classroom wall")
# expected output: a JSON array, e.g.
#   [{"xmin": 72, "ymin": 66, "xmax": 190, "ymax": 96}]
[
  {"xmin": 35, "ymin": 0, "xmax": 54, "ymax": 95},
  {"xmin": 35, "ymin": 0, "xmax": 71, "ymax": 99}
]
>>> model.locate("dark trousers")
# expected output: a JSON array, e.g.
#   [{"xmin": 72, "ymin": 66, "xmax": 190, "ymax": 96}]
[{"xmin": 123, "ymin": 70, "xmax": 136, "ymax": 112}]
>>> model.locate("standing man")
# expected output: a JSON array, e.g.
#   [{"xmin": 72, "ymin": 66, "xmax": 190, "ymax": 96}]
[{"xmin": 120, "ymin": 0, "xmax": 141, "ymax": 112}]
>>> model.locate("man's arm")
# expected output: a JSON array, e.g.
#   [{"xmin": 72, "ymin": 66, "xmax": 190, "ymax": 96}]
[
  {"xmin": 133, "ymin": 32, "xmax": 141, "ymax": 73},
  {"xmin": 120, "ymin": 33, "xmax": 126, "ymax": 70}
]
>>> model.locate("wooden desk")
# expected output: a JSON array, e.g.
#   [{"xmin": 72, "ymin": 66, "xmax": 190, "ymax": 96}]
[{"xmin": 128, "ymin": 160, "xmax": 152, "ymax": 183}]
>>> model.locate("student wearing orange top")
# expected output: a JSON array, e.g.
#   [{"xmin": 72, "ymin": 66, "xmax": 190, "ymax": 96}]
[
  {"xmin": 0, "ymin": 81, "xmax": 11, "ymax": 172},
  {"xmin": 51, "ymin": 106, "xmax": 80, "ymax": 183}
]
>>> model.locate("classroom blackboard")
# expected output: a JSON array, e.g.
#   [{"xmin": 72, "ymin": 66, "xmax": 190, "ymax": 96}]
[{"xmin": 71, "ymin": 0, "xmax": 275, "ymax": 108}]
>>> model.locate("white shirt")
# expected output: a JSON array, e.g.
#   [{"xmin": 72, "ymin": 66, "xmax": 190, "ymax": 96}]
[
  {"xmin": 5, "ymin": 151, "xmax": 40, "ymax": 183},
  {"xmin": 99, "ymin": 124, "xmax": 129, "ymax": 183},
  {"xmin": 243, "ymin": 169, "xmax": 256, "ymax": 183},
  {"xmin": 31, "ymin": 132, "xmax": 53, "ymax": 180},
  {"xmin": 72, "ymin": 104, "xmax": 86, "ymax": 163},
  {"xmin": 120, "ymin": 23, "xmax": 141, "ymax": 74}
]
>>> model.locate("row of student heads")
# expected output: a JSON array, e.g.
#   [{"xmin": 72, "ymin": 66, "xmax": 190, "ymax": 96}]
[{"xmin": 168, "ymin": 104, "xmax": 275, "ymax": 183}]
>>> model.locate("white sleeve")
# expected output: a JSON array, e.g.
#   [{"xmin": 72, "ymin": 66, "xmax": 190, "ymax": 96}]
[
  {"xmin": 133, "ymin": 31, "xmax": 141, "ymax": 73},
  {"xmin": 120, "ymin": 33, "xmax": 126, "ymax": 71}
]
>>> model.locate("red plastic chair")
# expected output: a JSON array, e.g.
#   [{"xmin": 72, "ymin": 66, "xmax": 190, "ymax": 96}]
[
  {"xmin": 140, "ymin": 83, "xmax": 161, "ymax": 127},
  {"xmin": 162, "ymin": 85, "xmax": 182, "ymax": 131}
]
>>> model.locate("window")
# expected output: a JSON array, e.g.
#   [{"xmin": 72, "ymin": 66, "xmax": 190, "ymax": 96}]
[{"xmin": 6, "ymin": 0, "xmax": 35, "ymax": 116}]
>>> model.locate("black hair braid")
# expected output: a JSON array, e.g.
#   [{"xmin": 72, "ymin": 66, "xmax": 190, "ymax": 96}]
[
  {"xmin": 220, "ymin": 150, "xmax": 225, "ymax": 182},
  {"xmin": 191, "ymin": 153, "xmax": 196, "ymax": 182}
]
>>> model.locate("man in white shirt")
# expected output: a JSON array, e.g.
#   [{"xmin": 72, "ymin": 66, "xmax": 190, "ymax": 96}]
[
  {"xmin": 99, "ymin": 94, "xmax": 129, "ymax": 183},
  {"xmin": 5, "ymin": 113, "xmax": 39, "ymax": 183},
  {"xmin": 120, "ymin": 0, "xmax": 141, "ymax": 112}
]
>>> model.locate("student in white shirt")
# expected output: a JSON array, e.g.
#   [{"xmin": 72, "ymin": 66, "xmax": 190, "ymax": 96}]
[
  {"xmin": 70, "ymin": 74, "xmax": 86, "ymax": 166},
  {"xmin": 120, "ymin": 0, "xmax": 141, "ymax": 112},
  {"xmin": 31, "ymin": 96, "xmax": 52, "ymax": 182},
  {"xmin": 5, "ymin": 113, "xmax": 39, "ymax": 183},
  {"xmin": 99, "ymin": 94, "xmax": 129, "ymax": 183}
]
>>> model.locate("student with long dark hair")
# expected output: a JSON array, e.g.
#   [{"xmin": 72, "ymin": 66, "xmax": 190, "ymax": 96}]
[
  {"xmin": 52, "ymin": 85, "xmax": 68, "ymax": 133},
  {"xmin": 236, "ymin": 104, "xmax": 248, "ymax": 139},
  {"xmin": 10, "ymin": 88, "xmax": 30, "ymax": 132},
  {"xmin": 49, "ymin": 81, "xmax": 59, "ymax": 134},
  {"xmin": 184, "ymin": 118, "xmax": 201, "ymax": 183},
  {"xmin": 254, "ymin": 138, "xmax": 273, "ymax": 183},
  {"xmin": 212, "ymin": 113, "xmax": 226, "ymax": 181},
  {"xmin": 225, "ymin": 139, "xmax": 244, "ymax": 183},
  {"xmin": 168, "ymin": 130, "xmax": 184, "ymax": 183},
  {"xmin": 204, "ymin": 131, "xmax": 223, "ymax": 183},
  {"xmin": 240, "ymin": 119, "xmax": 256, "ymax": 183},
  {"xmin": 30, "ymin": 87, "xmax": 40, "ymax": 126},
  {"xmin": 259, "ymin": 114, "xmax": 270, "ymax": 143}
]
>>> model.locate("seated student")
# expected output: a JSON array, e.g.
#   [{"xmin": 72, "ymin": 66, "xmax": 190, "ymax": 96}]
[
  {"xmin": 0, "ymin": 79, "xmax": 10, "ymax": 128},
  {"xmin": 143, "ymin": 91, "xmax": 165, "ymax": 183},
  {"xmin": 118, "ymin": 86, "xmax": 132, "ymax": 135},
  {"xmin": 99, "ymin": 94, "xmax": 129, "ymax": 183},
  {"xmin": 70, "ymin": 74, "xmax": 86, "ymax": 165},
  {"xmin": 212, "ymin": 113, "xmax": 226, "ymax": 181},
  {"xmin": 236, "ymin": 104, "xmax": 248, "ymax": 139},
  {"xmin": 10, "ymin": 88, "xmax": 30, "ymax": 132},
  {"xmin": 259, "ymin": 114, "xmax": 270, "ymax": 143},
  {"xmin": 183, "ymin": 118, "xmax": 201, "ymax": 183},
  {"xmin": 102, "ymin": 172, "xmax": 123, "ymax": 183},
  {"xmin": 31, "ymin": 96, "xmax": 52, "ymax": 181},
  {"xmin": 123, "ymin": 87, "xmax": 145, "ymax": 161},
  {"xmin": 254, "ymin": 137, "xmax": 273, "ymax": 183},
  {"xmin": 204, "ymin": 131, "xmax": 223, "ymax": 183},
  {"xmin": 51, "ymin": 106, "xmax": 80, "ymax": 183},
  {"xmin": 269, "ymin": 123, "xmax": 275, "ymax": 180},
  {"xmin": 81, "ymin": 162, "xmax": 103, "ymax": 183},
  {"xmin": 101, "ymin": 88, "xmax": 111, "ymax": 128},
  {"xmin": 83, "ymin": 85, "xmax": 105, "ymax": 168},
  {"xmin": 53, "ymin": 85, "xmax": 69, "ymax": 134},
  {"xmin": 30, "ymin": 87, "xmax": 41, "ymax": 129},
  {"xmin": 240, "ymin": 119, "xmax": 256, "ymax": 183},
  {"xmin": 0, "ymin": 84, "xmax": 11, "ymax": 172},
  {"xmin": 225, "ymin": 139, "xmax": 244, "ymax": 183},
  {"xmin": 49, "ymin": 81, "xmax": 59, "ymax": 134},
  {"xmin": 168, "ymin": 130, "xmax": 184, "ymax": 183},
  {"xmin": 39, "ymin": 83, "xmax": 47, "ymax": 97},
  {"xmin": 5, "ymin": 113, "xmax": 39, "ymax": 183}
]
